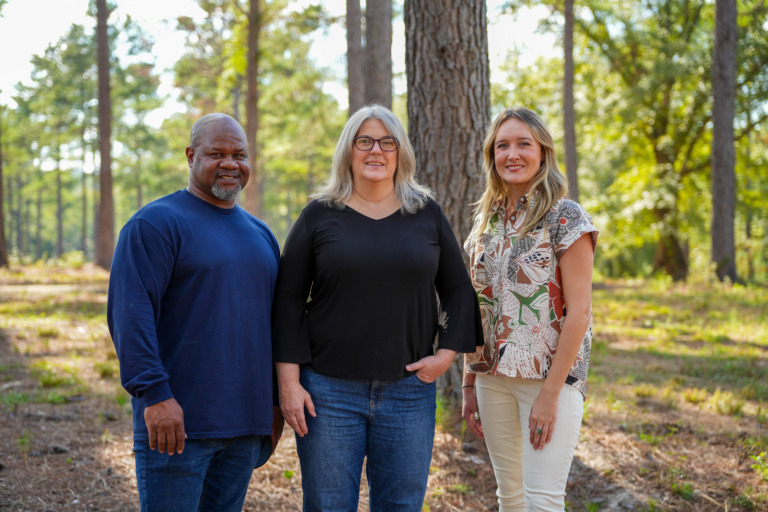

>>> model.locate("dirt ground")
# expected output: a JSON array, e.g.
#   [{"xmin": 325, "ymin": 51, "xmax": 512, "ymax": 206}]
[{"xmin": 0, "ymin": 265, "xmax": 766, "ymax": 511}]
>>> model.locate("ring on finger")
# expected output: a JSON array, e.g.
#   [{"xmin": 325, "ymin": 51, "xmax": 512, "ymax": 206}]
[
  {"xmin": 536, "ymin": 427, "xmax": 543, "ymax": 435},
  {"xmin": 472, "ymin": 412, "xmax": 480, "ymax": 421}
]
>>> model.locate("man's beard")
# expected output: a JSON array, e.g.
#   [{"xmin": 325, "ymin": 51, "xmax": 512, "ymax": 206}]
[{"xmin": 211, "ymin": 182, "xmax": 242, "ymax": 201}]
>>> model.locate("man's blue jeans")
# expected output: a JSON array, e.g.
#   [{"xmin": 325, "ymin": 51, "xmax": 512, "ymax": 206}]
[
  {"xmin": 297, "ymin": 367, "xmax": 437, "ymax": 512},
  {"xmin": 133, "ymin": 435, "xmax": 271, "ymax": 512}
]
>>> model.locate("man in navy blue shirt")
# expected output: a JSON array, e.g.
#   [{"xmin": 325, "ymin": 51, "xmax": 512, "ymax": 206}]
[{"xmin": 108, "ymin": 113, "xmax": 282, "ymax": 512}]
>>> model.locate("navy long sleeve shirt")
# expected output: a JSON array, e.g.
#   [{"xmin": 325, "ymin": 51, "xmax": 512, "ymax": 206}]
[{"xmin": 107, "ymin": 190, "xmax": 280, "ymax": 440}]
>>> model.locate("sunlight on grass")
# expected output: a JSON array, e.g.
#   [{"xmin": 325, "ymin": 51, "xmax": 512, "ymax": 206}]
[{"xmin": 593, "ymin": 279, "xmax": 768, "ymax": 413}]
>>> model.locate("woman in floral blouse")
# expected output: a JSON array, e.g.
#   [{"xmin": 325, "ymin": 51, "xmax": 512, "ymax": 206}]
[{"xmin": 461, "ymin": 107, "xmax": 598, "ymax": 512}]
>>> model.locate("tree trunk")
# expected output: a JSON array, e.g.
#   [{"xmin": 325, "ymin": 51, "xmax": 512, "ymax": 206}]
[
  {"xmin": 346, "ymin": 0, "xmax": 364, "ymax": 115},
  {"xmin": 711, "ymin": 0, "xmax": 738, "ymax": 283},
  {"xmin": 0, "ymin": 108, "xmax": 8, "ymax": 267},
  {"xmin": 56, "ymin": 164, "xmax": 63, "ymax": 258},
  {"xmin": 364, "ymin": 0, "xmax": 392, "ymax": 108},
  {"xmin": 244, "ymin": 0, "xmax": 262, "ymax": 218},
  {"xmin": 15, "ymin": 174, "xmax": 23, "ymax": 258},
  {"xmin": 563, "ymin": 0, "xmax": 579, "ymax": 202},
  {"xmin": 35, "ymin": 186, "xmax": 42, "ymax": 260},
  {"xmin": 405, "ymin": 0, "xmax": 490, "ymax": 403},
  {"xmin": 95, "ymin": 0, "xmax": 114, "ymax": 270},
  {"xmin": 80, "ymin": 126, "xmax": 88, "ymax": 258}
]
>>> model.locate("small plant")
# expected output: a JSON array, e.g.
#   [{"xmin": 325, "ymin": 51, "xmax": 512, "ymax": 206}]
[
  {"xmin": 750, "ymin": 452, "xmax": 768, "ymax": 481},
  {"xmin": 710, "ymin": 388, "xmax": 744, "ymax": 416},
  {"xmin": 681, "ymin": 387, "xmax": 708, "ymax": 405},
  {"xmin": 283, "ymin": 470, "xmax": 294, "ymax": 479},
  {"xmin": 633, "ymin": 383, "xmax": 656, "ymax": 398},
  {"xmin": 94, "ymin": 360, "xmax": 119, "ymax": 379},
  {"xmin": 643, "ymin": 497, "xmax": 659, "ymax": 511},
  {"xmin": 36, "ymin": 326, "xmax": 60, "ymax": 339},
  {"xmin": 40, "ymin": 391, "xmax": 68, "ymax": 404},
  {"xmin": 101, "ymin": 428, "xmax": 114, "ymax": 444},
  {"xmin": 670, "ymin": 482, "xmax": 694, "ymax": 500},
  {"xmin": 446, "ymin": 483, "xmax": 474, "ymax": 496},
  {"xmin": 0, "ymin": 391, "xmax": 28, "ymax": 412},
  {"xmin": 757, "ymin": 406, "xmax": 766, "ymax": 425},
  {"xmin": 729, "ymin": 493, "xmax": 755, "ymax": 511},
  {"xmin": 17, "ymin": 429, "xmax": 32, "ymax": 463},
  {"xmin": 584, "ymin": 502, "xmax": 602, "ymax": 512},
  {"xmin": 29, "ymin": 361, "xmax": 77, "ymax": 388}
]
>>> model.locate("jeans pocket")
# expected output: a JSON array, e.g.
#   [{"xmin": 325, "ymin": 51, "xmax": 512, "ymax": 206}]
[{"xmin": 253, "ymin": 435, "xmax": 272, "ymax": 469}]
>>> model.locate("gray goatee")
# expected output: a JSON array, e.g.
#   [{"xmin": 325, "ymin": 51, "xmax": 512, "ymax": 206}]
[{"xmin": 211, "ymin": 182, "xmax": 242, "ymax": 202}]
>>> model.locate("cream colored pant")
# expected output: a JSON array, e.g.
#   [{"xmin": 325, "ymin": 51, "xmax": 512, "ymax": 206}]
[{"xmin": 476, "ymin": 375, "xmax": 583, "ymax": 512}]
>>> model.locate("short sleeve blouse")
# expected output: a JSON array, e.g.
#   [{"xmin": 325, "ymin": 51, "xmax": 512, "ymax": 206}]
[{"xmin": 464, "ymin": 196, "xmax": 598, "ymax": 396}]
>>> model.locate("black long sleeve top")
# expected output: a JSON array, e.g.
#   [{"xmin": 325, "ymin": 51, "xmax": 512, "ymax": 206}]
[{"xmin": 272, "ymin": 198, "xmax": 483, "ymax": 380}]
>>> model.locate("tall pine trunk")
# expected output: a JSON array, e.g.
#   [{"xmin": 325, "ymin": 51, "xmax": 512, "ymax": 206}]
[
  {"xmin": 244, "ymin": 0, "xmax": 262, "ymax": 218},
  {"xmin": 364, "ymin": 0, "xmax": 392, "ymax": 108},
  {"xmin": 346, "ymin": 0, "xmax": 364, "ymax": 115},
  {"xmin": 95, "ymin": 0, "xmax": 114, "ymax": 270},
  {"xmin": 0, "ymin": 108, "xmax": 7, "ymax": 267},
  {"xmin": 711, "ymin": 0, "xmax": 738, "ymax": 282},
  {"xmin": 405, "ymin": 0, "xmax": 490, "ymax": 403},
  {"xmin": 563, "ymin": 0, "xmax": 578, "ymax": 202}
]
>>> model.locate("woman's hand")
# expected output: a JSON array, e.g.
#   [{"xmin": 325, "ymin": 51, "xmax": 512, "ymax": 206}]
[
  {"xmin": 462, "ymin": 386, "xmax": 484, "ymax": 438},
  {"xmin": 405, "ymin": 348, "xmax": 457, "ymax": 383},
  {"xmin": 528, "ymin": 388, "xmax": 559, "ymax": 450},
  {"xmin": 276, "ymin": 362, "xmax": 316, "ymax": 437}
]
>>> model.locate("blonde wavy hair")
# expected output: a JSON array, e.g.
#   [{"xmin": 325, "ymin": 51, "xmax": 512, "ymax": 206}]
[
  {"xmin": 470, "ymin": 107, "xmax": 568, "ymax": 240},
  {"xmin": 313, "ymin": 104, "xmax": 432, "ymax": 213}
]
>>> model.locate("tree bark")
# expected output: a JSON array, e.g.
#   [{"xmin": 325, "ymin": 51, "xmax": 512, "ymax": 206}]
[
  {"xmin": 711, "ymin": 0, "xmax": 738, "ymax": 283},
  {"xmin": 364, "ymin": 0, "xmax": 393, "ymax": 108},
  {"xmin": 95, "ymin": 0, "xmax": 114, "ymax": 270},
  {"xmin": 405, "ymin": 0, "xmax": 490, "ymax": 403},
  {"xmin": 244, "ymin": 0, "xmax": 262, "ymax": 218},
  {"xmin": 56, "ymin": 164, "xmax": 63, "ymax": 258},
  {"xmin": 563, "ymin": 0, "xmax": 579, "ymax": 202},
  {"xmin": 0, "ymin": 108, "xmax": 8, "ymax": 267},
  {"xmin": 346, "ymin": 0, "xmax": 364, "ymax": 115}
]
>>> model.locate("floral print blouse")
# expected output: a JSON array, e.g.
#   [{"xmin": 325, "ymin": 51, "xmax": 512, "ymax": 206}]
[{"xmin": 464, "ymin": 196, "xmax": 598, "ymax": 396}]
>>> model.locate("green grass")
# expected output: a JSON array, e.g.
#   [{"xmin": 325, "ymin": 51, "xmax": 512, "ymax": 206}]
[{"xmin": 592, "ymin": 279, "xmax": 768, "ymax": 412}]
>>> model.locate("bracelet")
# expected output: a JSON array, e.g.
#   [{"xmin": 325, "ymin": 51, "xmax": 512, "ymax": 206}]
[{"xmin": 461, "ymin": 384, "xmax": 475, "ymax": 389}]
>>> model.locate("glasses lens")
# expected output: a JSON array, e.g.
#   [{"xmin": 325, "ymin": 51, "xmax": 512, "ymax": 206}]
[
  {"xmin": 380, "ymin": 137, "xmax": 398, "ymax": 151},
  {"xmin": 355, "ymin": 137, "xmax": 373, "ymax": 150}
]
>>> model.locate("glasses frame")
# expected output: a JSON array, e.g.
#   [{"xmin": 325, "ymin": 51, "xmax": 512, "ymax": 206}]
[{"xmin": 353, "ymin": 136, "xmax": 399, "ymax": 152}]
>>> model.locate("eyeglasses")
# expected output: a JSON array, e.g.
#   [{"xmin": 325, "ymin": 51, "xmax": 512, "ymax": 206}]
[{"xmin": 353, "ymin": 136, "xmax": 399, "ymax": 152}]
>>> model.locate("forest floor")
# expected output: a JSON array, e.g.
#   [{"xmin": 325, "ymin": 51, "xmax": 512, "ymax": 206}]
[{"xmin": 0, "ymin": 264, "xmax": 766, "ymax": 511}]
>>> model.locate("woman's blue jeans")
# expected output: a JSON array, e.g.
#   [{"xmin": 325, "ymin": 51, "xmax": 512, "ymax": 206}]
[
  {"xmin": 133, "ymin": 435, "xmax": 271, "ymax": 512},
  {"xmin": 297, "ymin": 367, "xmax": 437, "ymax": 512}
]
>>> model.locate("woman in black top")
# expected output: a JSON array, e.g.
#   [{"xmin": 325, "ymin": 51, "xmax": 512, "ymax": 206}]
[{"xmin": 272, "ymin": 104, "xmax": 483, "ymax": 512}]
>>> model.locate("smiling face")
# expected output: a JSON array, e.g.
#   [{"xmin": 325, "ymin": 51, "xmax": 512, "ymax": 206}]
[
  {"xmin": 350, "ymin": 118, "xmax": 398, "ymax": 188},
  {"xmin": 186, "ymin": 116, "xmax": 249, "ymax": 208},
  {"xmin": 493, "ymin": 117, "xmax": 544, "ymax": 196}
]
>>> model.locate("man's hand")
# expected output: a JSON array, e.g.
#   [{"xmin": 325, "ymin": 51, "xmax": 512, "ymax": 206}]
[{"xmin": 144, "ymin": 397, "xmax": 186, "ymax": 455}]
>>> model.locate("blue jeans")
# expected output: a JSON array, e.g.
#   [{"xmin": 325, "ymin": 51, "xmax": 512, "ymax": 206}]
[
  {"xmin": 133, "ymin": 435, "xmax": 271, "ymax": 512},
  {"xmin": 297, "ymin": 368, "xmax": 437, "ymax": 512}
]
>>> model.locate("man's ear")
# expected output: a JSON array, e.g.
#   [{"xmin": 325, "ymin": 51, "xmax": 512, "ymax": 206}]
[{"xmin": 186, "ymin": 146, "xmax": 194, "ymax": 165}]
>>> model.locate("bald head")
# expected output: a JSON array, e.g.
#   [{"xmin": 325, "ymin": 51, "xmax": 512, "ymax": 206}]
[{"xmin": 190, "ymin": 113, "xmax": 247, "ymax": 149}]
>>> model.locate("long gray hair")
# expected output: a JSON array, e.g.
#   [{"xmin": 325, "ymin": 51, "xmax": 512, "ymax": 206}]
[{"xmin": 313, "ymin": 104, "xmax": 432, "ymax": 213}]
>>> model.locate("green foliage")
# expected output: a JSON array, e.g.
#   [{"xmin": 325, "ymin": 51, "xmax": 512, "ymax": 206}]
[
  {"xmin": 17, "ymin": 429, "xmax": 33, "ymax": 454},
  {"xmin": 750, "ymin": 452, "xmax": 768, "ymax": 481},
  {"xmin": 29, "ymin": 360, "xmax": 78, "ymax": 389},
  {"xmin": 94, "ymin": 360, "xmax": 119, "ymax": 379},
  {"xmin": 0, "ymin": 390, "xmax": 29, "ymax": 411}
]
